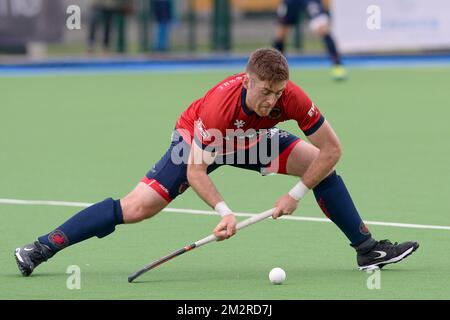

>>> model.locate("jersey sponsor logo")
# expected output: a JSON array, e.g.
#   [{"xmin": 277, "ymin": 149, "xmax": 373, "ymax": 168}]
[
  {"xmin": 226, "ymin": 128, "xmax": 279, "ymax": 141},
  {"xmin": 268, "ymin": 107, "xmax": 282, "ymax": 120},
  {"xmin": 218, "ymin": 76, "xmax": 242, "ymax": 90},
  {"xmin": 195, "ymin": 118, "xmax": 211, "ymax": 140},
  {"xmin": 308, "ymin": 103, "xmax": 318, "ymax": 117},
  {"xmin": 225, "ymin": 128, "xmax": 258, "ymax": 142}
]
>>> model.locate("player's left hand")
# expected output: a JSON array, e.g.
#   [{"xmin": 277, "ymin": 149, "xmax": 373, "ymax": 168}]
[
  {"xmin": 213, "ymin": 214, "xmax": 237, "ymax": 241},
  {"xmin": 272, "ymin": 194, "xmax": 298, "ymax": 219}
]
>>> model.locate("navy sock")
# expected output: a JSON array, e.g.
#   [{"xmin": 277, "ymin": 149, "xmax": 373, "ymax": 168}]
[
  {"xmin": 38, "ymin": 198, "xmax": 123, "ymax": 253},
  {"xmin": 313, "ymin": 172, "xmax": 371, "ymax": 246},
  {"xmin": 322, "ymin": 34, "xmax": 341, "ymax": 65}
]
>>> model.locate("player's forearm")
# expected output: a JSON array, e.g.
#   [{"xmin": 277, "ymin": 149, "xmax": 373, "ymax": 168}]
[
  {"xmin": 187, "ymin": 165, "xmax": 223, "ymax": 209},
  {"xmin": 300, "ymin": 146, "xmax": 341, "ymax": 189}
]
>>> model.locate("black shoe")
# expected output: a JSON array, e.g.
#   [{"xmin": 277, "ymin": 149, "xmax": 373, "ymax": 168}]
[
  {"xmin": 14, "ymin": 241, "xmax": 55, "ymax": 276},
  {"xmin": 356, "ymin": 239, "xmax": 419, "ymax": 271}
]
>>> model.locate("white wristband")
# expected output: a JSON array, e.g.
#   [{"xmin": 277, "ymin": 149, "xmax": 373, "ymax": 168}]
[
  {"xmin": 214, "ymin": 201, "xmax": 232, "ymax": 217},
  {"xmin": 288, "ymin": 180, "xmax": 310, "ymax": 201}
]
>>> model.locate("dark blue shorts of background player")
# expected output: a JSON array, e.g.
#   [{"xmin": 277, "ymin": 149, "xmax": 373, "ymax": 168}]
[{"xmin": 273, "ymin": 0, "xmax": 347, "ymax": 80}]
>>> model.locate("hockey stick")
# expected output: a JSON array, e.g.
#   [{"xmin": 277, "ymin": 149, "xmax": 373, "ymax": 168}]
[{"xmin": 128, "ymin": 208, "xmax": 275, "ymax": 283}]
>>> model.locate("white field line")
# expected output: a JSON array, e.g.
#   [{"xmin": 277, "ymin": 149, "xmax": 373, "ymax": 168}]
[{"xmin": 1, "ymin": 198, "xmax": 449, "ymax": 231}]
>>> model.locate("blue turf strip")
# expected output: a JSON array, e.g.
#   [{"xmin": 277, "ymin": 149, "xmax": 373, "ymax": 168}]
[{"xmin": 1, "ymin": 54, "xmax": 450, "ymax": 76}]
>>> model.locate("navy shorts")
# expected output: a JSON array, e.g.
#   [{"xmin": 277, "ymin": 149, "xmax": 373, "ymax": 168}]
[
  {"xmin": 278, "ymin": 0, "xmax": 328, "ymax": 25},
  {"xmin": 141, "ymin": 128, "xmax": 301, "ymax": 202}
]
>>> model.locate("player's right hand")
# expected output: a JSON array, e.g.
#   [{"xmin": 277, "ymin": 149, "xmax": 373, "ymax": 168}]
[{"xmin": 213, "ymin": 214, "xmax": 237, "ymax": 241}]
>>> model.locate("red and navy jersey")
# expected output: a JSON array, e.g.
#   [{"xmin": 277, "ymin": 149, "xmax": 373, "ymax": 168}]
[{"xmin": 175, "ymin": 72, "xmax": 324, "ymax": 150}]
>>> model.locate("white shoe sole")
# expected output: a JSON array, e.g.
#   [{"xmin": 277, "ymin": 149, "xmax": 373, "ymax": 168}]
[{"xmin": 15, "ymin": 248, "xmax": 24, "ymax": 263}]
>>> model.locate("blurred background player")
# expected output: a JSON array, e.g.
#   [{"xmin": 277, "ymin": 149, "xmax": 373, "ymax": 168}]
[
  {"xmin": 87, "ymin": 0, "xmax": 120, "ymax": 54},
  {"xmin": 273, "ymin": 0, "xmax": 347, "ymax": 80},
  {"xmin": 87, "ymin": 0, "xmax": 132, "ymax": 54},
  {"xmin": 150, "ymin": 0, "xmax": 174, "ymax": 52}
]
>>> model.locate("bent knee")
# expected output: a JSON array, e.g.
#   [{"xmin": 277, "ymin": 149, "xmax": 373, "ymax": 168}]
[
  {"xmin": 121, "ymin": 183, "xmax": 168, "ymax": 223},
  {"xmin": 122, "ymin": 202, "xmax": 155, "ymax": 223}
]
